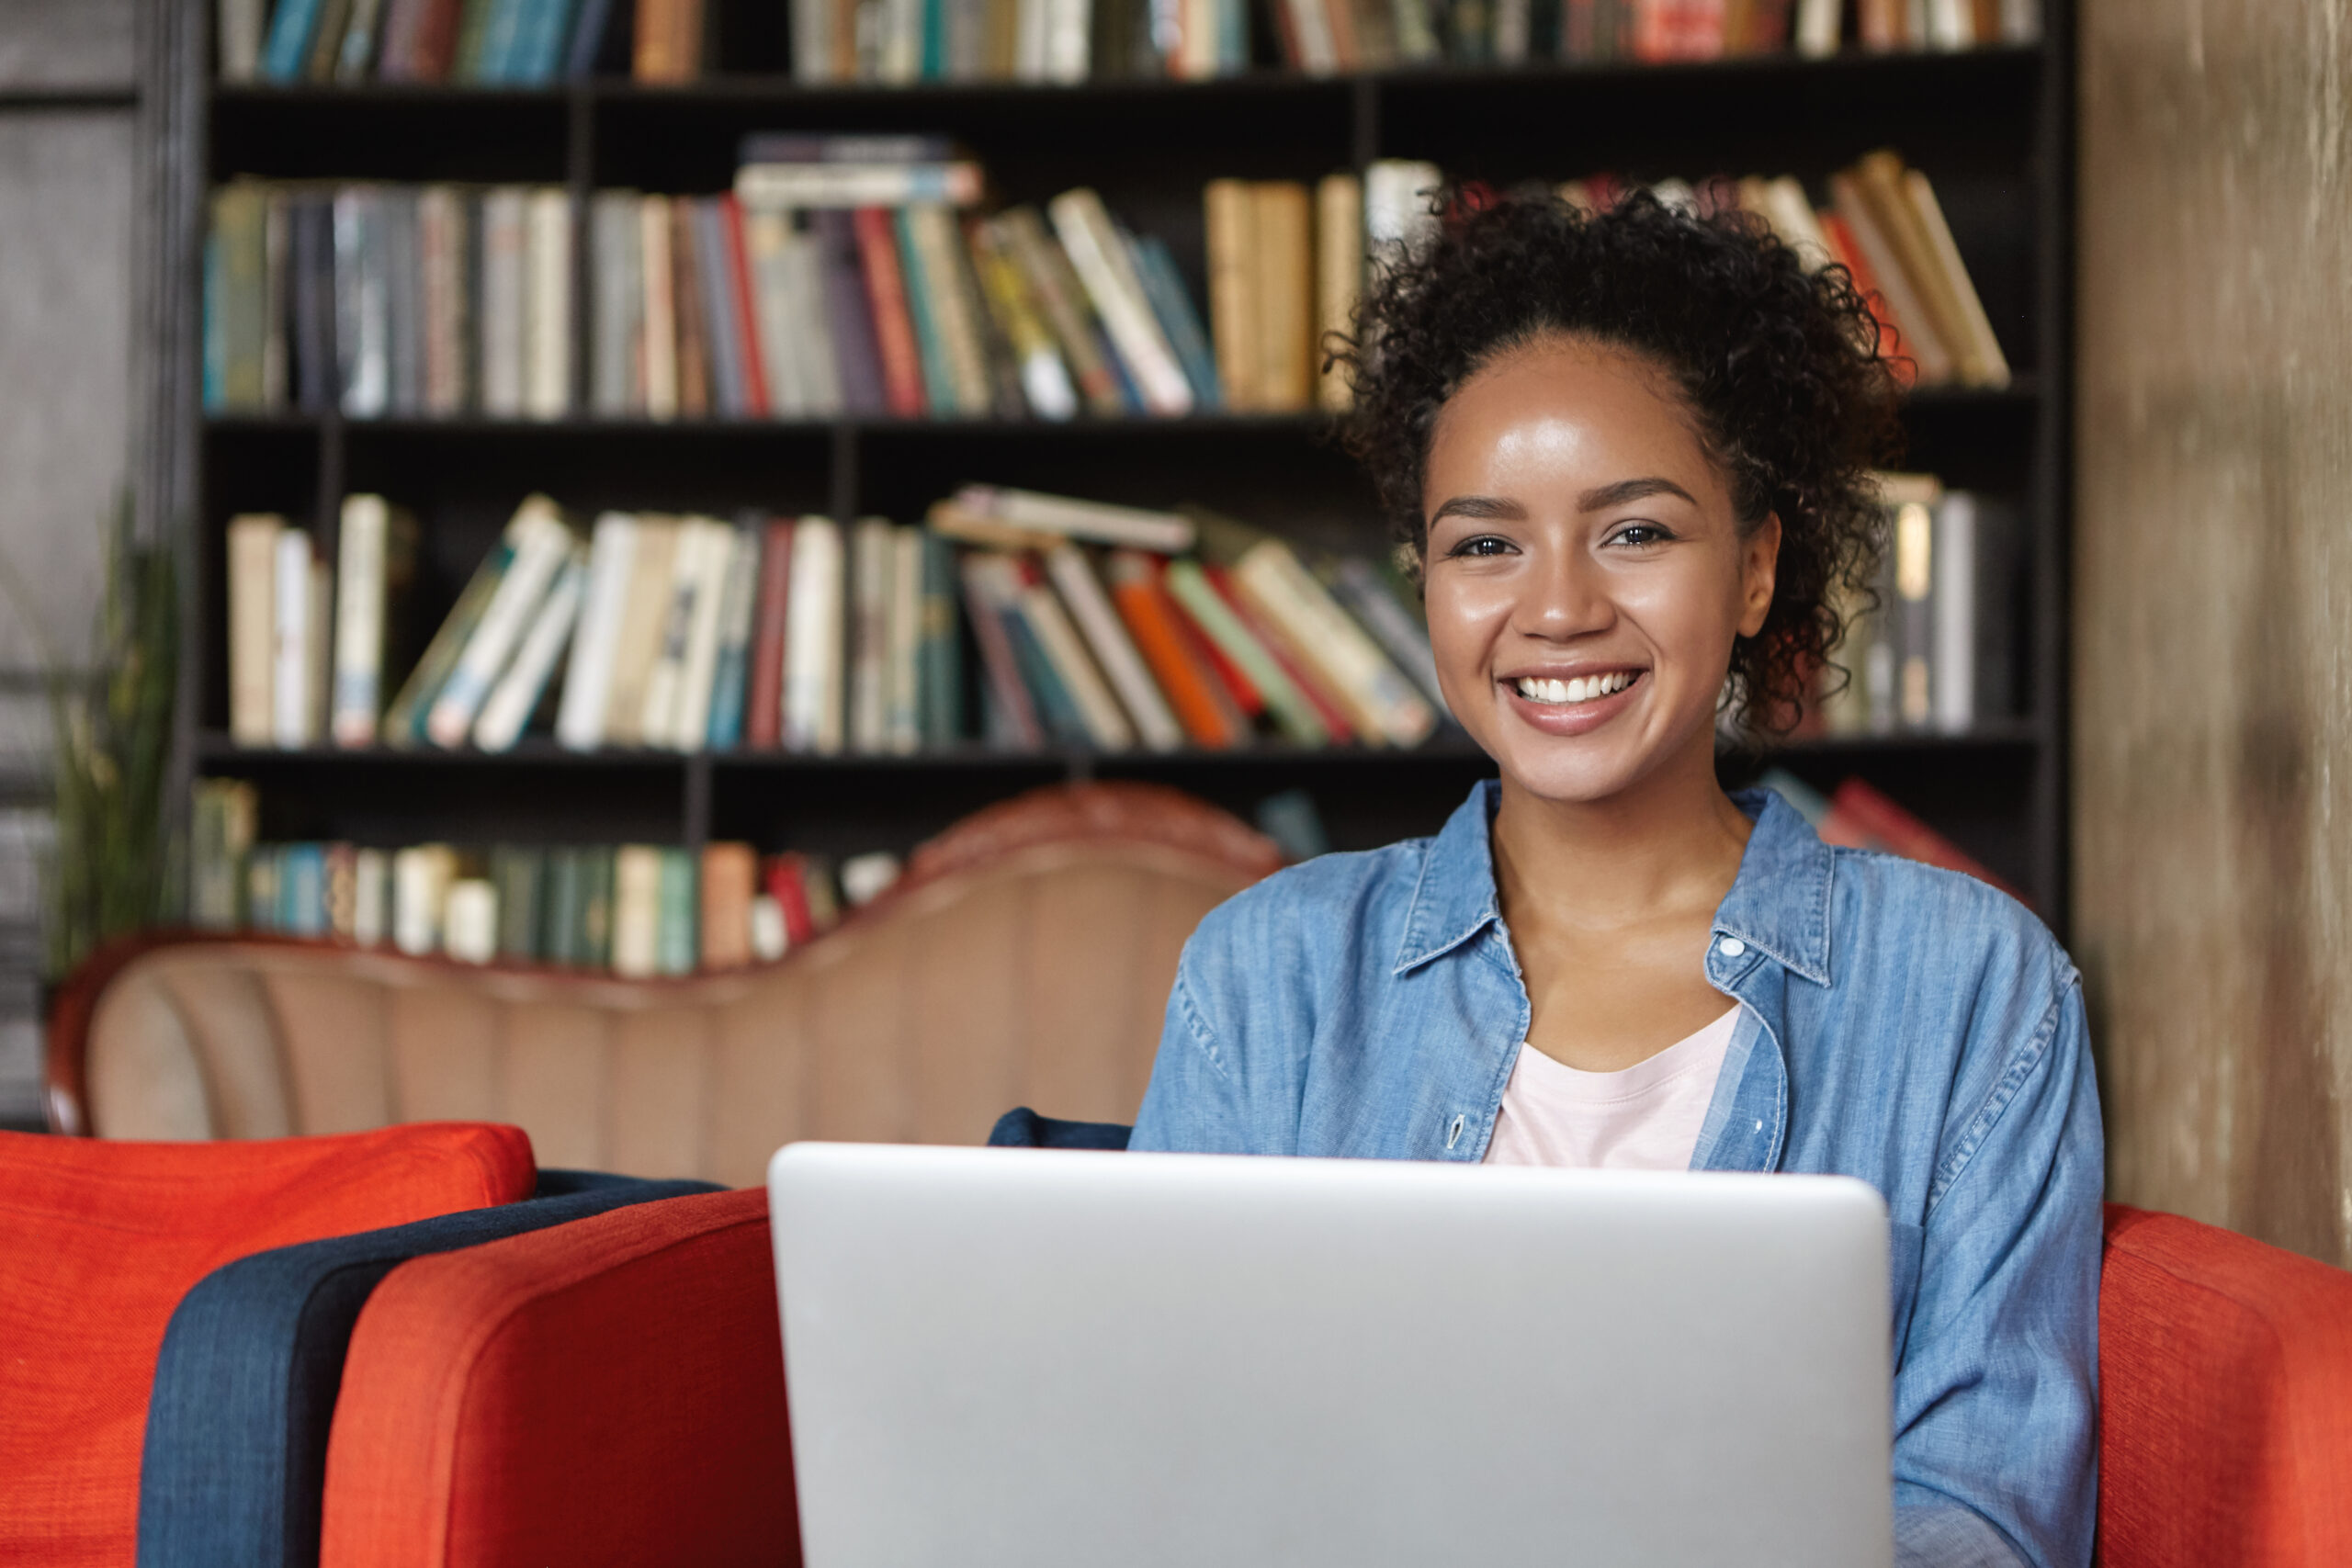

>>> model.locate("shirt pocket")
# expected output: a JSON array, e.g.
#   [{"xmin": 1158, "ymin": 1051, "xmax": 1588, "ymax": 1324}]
[{"xmin": 1888, "ymin": 1218, "xmax": 1926, "ymax": 1367}]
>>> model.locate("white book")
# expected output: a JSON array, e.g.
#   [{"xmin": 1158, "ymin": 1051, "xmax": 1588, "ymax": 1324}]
[
  {"xmin": 881, "ymin": 0, "xmax": 923, "ymax": 80},
  {"xmin": 227, "ymin": 513, "xmax": 281, "ymax": 747},
  {"xmin": 391, "ymin": 844, "xmax": 455, "ymax": 956},
  {"xmin": 1016, "ymin": 568, "xmax": 1135, "ymax": 750},
  {"xmin": 735, "ymin": 162, "xmax": 987, "ymax": 209},
  {"xmin": 948, "ymin": 484, "xmax": 1194, "ymax": 553},
  {"xmin": 556, "ymin": 512, "xmax": 640, "ymax": 750},
  {"xmin": 849, "ymin": 516, "xmax": 894, "ymax": 752},
  {"xmin": 591, "ymin": 190, "xmax": 643, "ymax": 416},
  {"xmin": 479, "ymin": 187, "xmax": 529, "ymax": 417},
  {"xmin": 1046, "ymin": 190, "xmax": 1194, "ymax": 416},
  {"xmin": 334, "ymin": 188, "xmax": 389, "ymax": 417},
  {"xmin": 611, "ymin": 844, "xmax": 664, "ymax": 977},
  {"xmin": 744, "ymin": 209, "xmax": 808, "ymax": 417},
  {"xmin": 602, "ymin": 517, "xmax": 680, "ymax": 745},
  {"xmin": 218, "ymin": 0, "xmax": 266, "ymax": 79},
  {"xmin": 791, "ymin": 0, "xmax": 832, "ymax": 81},
  {"xmin": 668, "ymin": 517, "xmax": 737, "ymax": 750},
  {"xmin": 784, "ymin": 516, "xmax": 846, "ymax": 754},
  {"xmin": 443, "ymin": 879, "xmax": 498, "ymax": 964},
  {"xmin": 887, "ymin": 526, "xmax": 923, "ymax": 754},
  {"xmin": 1044, "ymin": 0, "xmax": 1091, "ymax": 81},
  {"xmin": 1014, "ymin": 0, "xmax": 1053, "ymax": 80},
  {"xmin": 526, "ymin": 186, "xmax": 572, "ymax": 419},
  {"xmin": 1794, "ymin": 0, "xmax": 1840, "ymax": 55},
  {"xmin": 2000, "ymin": 0, "xmax": 2040, "ymax": 42},
  {"xmin": 785, "ymin": 225, "xmax": 842, "ymax": 415},
  {"xmin": 425, "ymin": 496, "xmax": 573, "ymax": 748},
  {"xmin": 1757, "ymin": 175, "xmax": 1838, "ymax": 271},
  {"xmin": 332, "ymin": 493, "xmax": 390, "ymax": 748},
  {"xmin": 1931, "ymin": 492, "xmax": 1978, "ymax": 735},
  {"xmin": 272, "ymin": 528, "xmax": 313, "ymax": 749},
  {"xmin": 1364, "ymin": 160, "xmax": 1442, "ymax": 259},
  {"xmin": 639, "ymin": 196, "xmax": 679, "ymax": 420},
  {"xmin": 475, "ymin": 549, "xmax": 586, "ymax": 751},
  {"xmin": 1926, "ymin": 0, "xmax": 1971, "ymax": 46},
  {"xmin": 1281, "ymin": 0, "xmax": 1338, "ymax": 71},
  {"xmin": 1043, "ymin": 543, "xmax": 1183, "ymax": 751},
  {"xmin": 353, "ymin": 848, "xmax": 389, "ymax": 947},
  {"xmin": 639, "ymin": 519, "xmax": 718, "ymax": 747}
]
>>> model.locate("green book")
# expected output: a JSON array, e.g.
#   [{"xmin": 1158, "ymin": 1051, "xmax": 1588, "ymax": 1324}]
[
  {"xmin": 655, "ymin": 848, "xmax": 697, "ymax": 976},
  {"xmin": 492, "ymin": 845, "xmax": 545, "ymax": 963},
  {"xmin": 379, "ymin": 537, "xmax": 514, "ymax": 748},
  {"xmin": 541, "ymin": 848, "xmax": 582, "ymax": 965},
  {"xmin": 894, "ymin": 208, "xmax": 956, "ymax": 417},
  {"xmin": 453, "ymin": 0, "xmax": 500, "ymax": 78},
  {"xmin": 1165, "ymin": 558, "xmax": 1329, "ymax": 747},
  {"xmin": 918, "ymin": 531, "xmax": 962, "ymax": 747},
  {"xmin": 581, "ymin": 847, "xmax": 616, "ymax": 969}
]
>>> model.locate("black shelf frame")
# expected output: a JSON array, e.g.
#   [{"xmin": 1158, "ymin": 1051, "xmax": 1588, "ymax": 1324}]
[{"xmin": 167, "ymin": 6, "xmax": 2075, "ymax": 924}]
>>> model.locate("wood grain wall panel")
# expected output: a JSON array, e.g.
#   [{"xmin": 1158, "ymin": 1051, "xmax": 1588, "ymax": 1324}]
[{"xmin": 2077, "ymin": 0, "xmax": 2352, "ymax": 1264}]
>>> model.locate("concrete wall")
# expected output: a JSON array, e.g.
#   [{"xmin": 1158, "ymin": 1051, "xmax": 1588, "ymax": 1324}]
[{"xmin": 2076, "ymin": 0, "xmax": 2352, "ymax": 1264}]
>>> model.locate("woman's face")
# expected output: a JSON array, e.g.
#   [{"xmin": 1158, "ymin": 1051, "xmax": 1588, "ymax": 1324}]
[{"xmin": 1420, "ymin": 335, "xmax": 1780, "ymax": 807}]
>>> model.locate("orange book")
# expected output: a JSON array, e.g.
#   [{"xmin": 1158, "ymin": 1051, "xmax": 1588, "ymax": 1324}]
[
  {"xmin": 743, "ymin": 519, "xmax": 793, "ymax": 749},
  {"xmin": 1207, "ymin": 563, "xmax": 1354, "ymax": 744},
  {"xmin": 1816, "ymin": 210, "xmax": 1919, "ymax": 390},
  {"xmin": 1106, "ymin": 550, "xmax": 1242, "ymax": 749},
  {"xmin": 699, "ymin": 842, "xmax": 757, "ymax": 970}
]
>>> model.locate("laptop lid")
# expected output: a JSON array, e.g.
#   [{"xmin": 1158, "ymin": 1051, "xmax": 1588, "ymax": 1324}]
[{"xmin": 770, "ymin": 1144, "xmax": 1892, "ymax": 1568}]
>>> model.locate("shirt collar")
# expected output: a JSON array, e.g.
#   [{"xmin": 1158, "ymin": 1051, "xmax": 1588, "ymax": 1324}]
[{"xmin": 1392, "ymin": 779, "xmax": 1835, "ymax": 987}]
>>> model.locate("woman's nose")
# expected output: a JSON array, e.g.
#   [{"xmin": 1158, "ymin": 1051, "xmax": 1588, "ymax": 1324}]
[{"xmin": 1514, "ymin": 547, "xmax": 1611, "ymax": 639}]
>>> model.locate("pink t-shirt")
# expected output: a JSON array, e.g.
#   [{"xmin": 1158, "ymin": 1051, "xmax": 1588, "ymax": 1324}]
[{"xmin": 1482, "ymin": 1005, "xmax": 1741, "ymax": 1169}]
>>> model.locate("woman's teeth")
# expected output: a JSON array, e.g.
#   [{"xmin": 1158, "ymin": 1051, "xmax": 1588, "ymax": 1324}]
[{"xmin": 1514, "ymin": 671, "xmax": 1635, "ymax": 705}]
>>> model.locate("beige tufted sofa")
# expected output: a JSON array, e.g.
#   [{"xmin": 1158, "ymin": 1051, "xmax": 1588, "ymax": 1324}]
[{"xmin": 46, "ymin": 783, "xmax": 1278, "ymax": 1188}]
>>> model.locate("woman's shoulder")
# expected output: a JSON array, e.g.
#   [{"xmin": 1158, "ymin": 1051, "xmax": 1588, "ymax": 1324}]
[
  {"xmin": 1822, "ymin": 840, "xmax": 2078, "ymax": 1008},
  {"xmin": 1185, "ymin": 837, "xmax": 1433, "ymax": 969}
]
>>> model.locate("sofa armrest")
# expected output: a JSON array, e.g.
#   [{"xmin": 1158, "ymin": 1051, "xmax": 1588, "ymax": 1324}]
[
  {"xmin": 319, "ymin": 1188, "xmax": 796, "ymax": 1568},
  {"xmin": 137, "ymin": 1176, "xmax": 719, "ymax": 1568},
  {"xmin": 2100, "ymin": 1203, "xmax": 2352, "ymax": 1568}
]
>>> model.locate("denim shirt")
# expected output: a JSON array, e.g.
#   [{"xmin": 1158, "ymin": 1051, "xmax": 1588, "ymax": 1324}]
[{"xmin": 1132, "ymin": 782, "xmax": 2101, "ymax": 1568}]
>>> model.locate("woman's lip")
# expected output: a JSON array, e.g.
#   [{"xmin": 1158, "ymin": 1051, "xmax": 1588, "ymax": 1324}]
[{"xmin": 1498, "ymin": 670, "xmax": 1645, "ymax": 737}]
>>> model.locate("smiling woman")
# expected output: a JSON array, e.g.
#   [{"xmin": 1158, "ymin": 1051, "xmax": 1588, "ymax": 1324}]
[{"xmin": 1129, "ymin": 188, "xmax": 2106, "ymax": 1568}]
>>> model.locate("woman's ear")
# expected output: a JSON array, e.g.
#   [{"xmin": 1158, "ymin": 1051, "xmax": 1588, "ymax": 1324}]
[{"xmin": 1737, "ymin": 513, "xmax": 1781, "ymax": 638}]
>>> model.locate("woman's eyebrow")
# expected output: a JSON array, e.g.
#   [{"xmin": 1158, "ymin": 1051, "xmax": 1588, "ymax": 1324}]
[
  {"xmin": 1578, "ymin": 477, "xmax": 1698, "ymax": 512},
  {"xmin": 1427, "ymin": 495, "xmax": 1527, "ymax": 525}
]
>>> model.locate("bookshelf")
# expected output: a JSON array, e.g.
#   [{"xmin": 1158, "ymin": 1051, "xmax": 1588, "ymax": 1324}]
[{"xmin": 168, "ymin": 8, "xmax": 2075, "ymax": 928}]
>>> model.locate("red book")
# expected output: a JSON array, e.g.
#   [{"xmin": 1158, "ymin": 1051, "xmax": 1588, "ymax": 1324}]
[
  {"xmin": 718, "ymin": 195, "xmax": 770, "ymax": 417},
  {"xmin": 743, "ymin": 518, "xmax": 794, "ymax": 749},
  {"xmin": 1818, "ymin": 777, "xmax": 2026, "ymax": 903},
  {"xmin": 762, "ymin": 854, "xmax": 818, "ymax": 946},
  {"xmin": 852, "ymin": 208, "xmax": 927, "ymax": 418},
  {"xmin": 1206, "ymin": 563, "xmax": 1355, "ymax": 744},
  {"xmin": 1167, "ymin": 563, "xmax": 1263, "ymax": 718}
]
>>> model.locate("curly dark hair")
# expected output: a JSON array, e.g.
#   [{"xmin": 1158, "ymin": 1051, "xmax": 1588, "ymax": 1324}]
[{"xmin": 1333, "ymin": 186, "xmax": 1905, "ymax": 741}]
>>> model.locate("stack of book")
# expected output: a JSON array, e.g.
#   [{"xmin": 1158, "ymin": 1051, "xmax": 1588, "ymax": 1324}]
[
  {"xmin": 222, "ymin": 485, "xmax": 1446, "ymax": 756},
  {"xmin": 1544, "ymin": 152, "xmax": 2009, "ymax": 390},
  {"xmin": 1803, "ymin": 476, "xmax": 2020, "ymax": 739},
  {"xmin": 191, "ymin": 779, "xmax": 905, "ymax": 974}
]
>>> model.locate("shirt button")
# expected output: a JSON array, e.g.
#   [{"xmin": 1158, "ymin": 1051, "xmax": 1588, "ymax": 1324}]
[{"xmin": 1716, "ymin": 936, "xmax": 1747, "ymax": 958}]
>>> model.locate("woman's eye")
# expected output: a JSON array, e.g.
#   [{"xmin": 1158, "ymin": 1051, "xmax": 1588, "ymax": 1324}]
[
  {"xmin": 1609, "ymin": 523, "xmax": 1675, "ymax": 547},
  {"xmin": 1447, "ymin": 535, "xmax": 1515, "ymax": 558}
]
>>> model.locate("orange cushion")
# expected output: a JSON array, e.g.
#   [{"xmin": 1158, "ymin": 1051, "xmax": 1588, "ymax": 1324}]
[
  {"xmin": 0, "ymin": 1122, "xmax": 536, "ymax": 1566},
  {"xmin": 321, "ymin": 1187, "xmax": 794, "ymax": 1568},
  {"xmin": 2100, "ymin": 1203, "xmax": 2352, "ymax": 1568}
]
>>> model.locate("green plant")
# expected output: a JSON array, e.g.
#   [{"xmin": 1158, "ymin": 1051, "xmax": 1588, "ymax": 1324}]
[{"xmin": 0, "ymin": 494, "xmax": 180, "ymax": 980}]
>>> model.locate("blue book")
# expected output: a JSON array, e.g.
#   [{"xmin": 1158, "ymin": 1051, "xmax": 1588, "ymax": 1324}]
[
  {"xmin": 704, "ymin": 522, "xmax": 761, "ymax": 750},
  {"xmin": 280, "ymin": 845, "xmax": 329, "ymax": 937},
  {"xmin": 263, "ymin": 0, "xmax": 330, "ymax": 81},
  {"xmin": 1000, "ymin": 602, "xmax": 1088, "ymax": 746},
  {"xmin": 1127, "ymin": 232, "xmax": 1223, "ymax": 412},
  {"xmin": 893, "ymin": 209, "xmax": 956, "ymax": 417},
  {"xmin": 564, "ymin": 0, "xmax": 617, "ymax": 77},
  {"xmin": 474, "ymin": 0, "xmax": 533, "ymax": 81}
]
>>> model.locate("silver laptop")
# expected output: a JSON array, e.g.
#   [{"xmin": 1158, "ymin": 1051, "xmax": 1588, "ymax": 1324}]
[{"xmin": 768, "ymin": 1143, "xmax": 1892, "ymax": 1568}]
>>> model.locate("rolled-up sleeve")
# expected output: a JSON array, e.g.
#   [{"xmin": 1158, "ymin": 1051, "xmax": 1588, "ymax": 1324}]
[{"xmin": 1894, "ymin": 976, "xmax": 2103, "ymax": 1568}]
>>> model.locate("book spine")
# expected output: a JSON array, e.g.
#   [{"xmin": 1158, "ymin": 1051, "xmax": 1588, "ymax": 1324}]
[
  {"xmin": 526, "ymin": 186, "xmax": 572, "ymax": 417},
  {"xmin": 910, "ymin": 204, "xmax": 995, "ymax": 414},
  {"xmin": 1047, "ymin": 188, "xmax": 1193, "ymax": 415},
  {"xmin": 812, "ymin": 209, "xmax": 888, "ymax": 415},
  {"xmin": 853, "ymin": 207, "xmax": 929, "ymax": 416},
  {"xmin": 784, "ymin": 516, "xmax": 846, "ymax": 753},
  {"xmin": 426, "ymin": 499, "xmax": 574, "ymax": 747},
  {"xmin": 700, "ymin": 842, "xmax": 757, "ymax": 969},
  {"xmin": 917, "ymin": 530, "xmax": 962, "ymax": 747},
  {"xmin": 734, "ymin": 162, "xmax": 987, "ymax": 209},
  {"xmin": 566, "ymin": 0, "xmax": 617, "ymax": 73},
  {"xmin": 894, "ymin": 207, "xmax": 957, "ymax": 415},
  {"xmin": 887, "ymin": 526, "xmax": 925, "ymax": 752},
  {"xmin": 705, "ymin": 520, "xmax": 765, "ymax": 749},
  {"xmin": 228, "ymin": 514, "xmax": 283, "ymax": 746},
  {"xmin": 1326, "ymin": 556, "xmax": 1445, "ymax": 709},
  {"xmin": 1165, "ymin": 558, "xmax": 1326, "ymax": 744},
  {"xmin": 381, "ymin": 539, "xmax": 514, "ymax": 746},
  {"xmin": 954, "ymin": 484, "xmax": 1194, "ymax": 553},
  {"xmin": 1238, "ymin": 540, "xmax": 1439, "ymax": 746},
  {"xmin": 474, "ymin": 549, "xmax": 587, "ymax": 750},
  {"xmin": 718, "ymin": 195, "xmax": 773, "ymax": 416},
  {"xmin": 744, "ymin": 518, "xmax": 795, "ymax": 748},
  {"xmin": 1126, "ymin": 232, "xmax": 1222, "ymax": 411},
  {"xmin": 331, "ymin": 494, "xmax": 388, "ymax": 746},
  {"xmin": 671, "ymin": 199, "xmax": 713, "ymax": 415},
  {"xmin": 611, "ymin": 844, "xmax": 662, "ymax": 976},
  {"xmin": 639, "ymin": 196, "xmax": 679, "ymax": 417},
  {"xmin": 1315, "ymin": 172, "xmax": 1362, "ymax": 412},
  {"xmin": 956, "ymin": 550, "xmax": 1046, "ymax": 748},
  {"xmin": 849, "ymin": 516, "xmax": 895, "ymax": 750},
  {"xmin": 996, "ymin": 207, "xmax": 1124, "ymax": 415},
  {"xmin": 1931, "ymin": 491, "xmax": 1977, "ymax": 734},
  {"xmin": 1014, "ymin": 564, "xmax": 1135, "ymax": 749},
  {"xmin": 554, "ymin": 511, "xmax": 638, "ymax": 750},
  {"xmin": 1251, "ymin": 181, "xmax": 1313, "ymax": 411},
  {"xmin": 655, "ymin": 848, "xmax": 698, "ymax": 974},
  {"xmin": 1045, "ymin": 543, "xmax": 1183, "ymax": 750},
  {"xmin": 668, "ymin": 516, "xmax": 738, "ymax": 749},
  {"xmin": 264, "ymin": 0, "xmax": 329, "ymax": 80},
  {"xmin": 1107, "ymin": 550, "xmax": 1240, "ymax": 748},
  {"xmin": 272, "ymin": 528, "xmax": 314, "ymax": 747},
  {"xmin": 968, "ymin": 216, "xmax": 1078, "ymax": 421},
  {"xmin": 636, "ymin": 521, "xmax": 707, "ymax": 744}
]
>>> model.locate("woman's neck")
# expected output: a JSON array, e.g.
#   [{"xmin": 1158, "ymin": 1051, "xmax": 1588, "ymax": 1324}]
[{"xmin": 1488, "ymin": 737, "xmax": 1756, "ymax": 935}]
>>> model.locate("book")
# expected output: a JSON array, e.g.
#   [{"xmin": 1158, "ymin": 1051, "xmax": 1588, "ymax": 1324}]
[
  {"xmin": 1315, "ymin": 173, "xmax": 1362, "ymax": 412},
  {"xmin": 655, "ymin": 847, "xmax": 698, "ymax": 974},
  {"xmin": 191, "ymin": 779, "xmax": 258, "ymax": 928},
  {"xmin": 813, "ymin": 209, "xmax": 888, "ymax": 415},
  {"xmin": 994, "ymin": 207, "xmax": 1125, "ymax": 417},
  {"xmin": 893, "ymin": 206, "xmax": 957, "ymax": 413},
  {"xmin": 227, "ymin": 513, "xmax": 283, "ymax": 746},
  {"xmin": 1203, "ymin": 179, "xmax": 1261, "ymax": 412},
  {"xmin": 1044, "ymin": 543, "xmax": 1184, "ymax": 750},
  {"xmin": 264, "ymin": 0, "xmax": 332, "ymax": 80},
  {"xmin": 1251, "ymin": 181, "xmax": 1314, "ymax": 412},
  {"xmin": 600, "ymin": 517, "xmax": 680, "ymax": 745},
  {"xmin": 1126, "ymin": 232, "xmax": 1221, "ymax": 412},
  {"xmin": 611, "ymin": 843, "xmax": 662, "ymax": 976},
  {"xmin": 956, "ymin": 549, "xmax": 1046, "ymax": 749},
  {"xmin": 1900, "ymin": 165, "xmax": 2010, "ymax": 389},
  {"xmin": 907, "ymin": 203, "xmax": 996, "ymax": 414},
  {"xmin": 944, "ymin": 484, "xmax": 1193, "ymax": 552},
  {"xmin": 555, "ymin": 512, "xmax": 639, "ymax": 750},
  {"xmin": 353, "ymin": 847, "xmax": 389, "ymax": 946},
  {"xmin": 744, "ymin": 517, "xmax": 795, "ymax": 749},
  {"xmin": 888, "ymin": 525, "xmax": 925, "ymax": 752},
  {"xmin": 633, "ymin": 0, "xmax": 704, "ymax": 79},
  {"xmin": 1047, "ymin": 188, "xmax": 1194, "ymax": 415},
  {"xmin": 666, "ymin": 515, "xmax": 738, "ymax": 749},
  {"xmin": 426, "ymin": 494, "xmax": 575, "ymax": 748},
  {"xmin": 492, "ymin": 845, "xmax": 546, "ymax": 960},
  {"xmin": 849, "ymin": 516, "xmax": 896, "ymax": 751},
  {"xmin": 475, "ymin": 546, "xmax": 587, "ymax": 750},
  {"xmin": 1827, "ymin": 173, "xmax": 1952, "ymax": 384},
  {"xmin": 639, "ymin": 195, "xmax": 680, "ymax": 418},
  {"xmin": 968, "ymin": 215, "xmax": 1078, "ymax": 420},
  {"xmin": 967, "ymin": 552, "xmax": 1088, "ymax": 743},
  {"xmin": 784, "ymin": 516, "xmax": 848, "ymax": 753},
  {"xmin": 671, "ymin": 198, "xmax": 713, "ymax": 416},
  {"xmin": 477, "ymin": 186, "xmax": 529, "ymax": 415},
  {"xmin": 1225, "ymin": 530, "xmax": 1438, "ymax": 745},
  {"xmin": 705, "ymin": 519, "xmax": 765, "ymax": 749},
  {"xmin": 1104, "ymin": 549, "xmax": 1243, "ymax": 748},
  {"xmin": 1166, "ymin": 558, "xmax": 1328, "ymax": 744},
  {"xmin": 736, "ymin": 160, "xmax": 988, "ymax": 209},
  {"xmin": 1012, "ymin": 557, "xmax": 1133, "ymax": 747},
  {"xmin": 330, "ymin": 493, "xmax": 419, "ymax": 748},
  {"xmin": 1323, "ymin": 555, "xmax": 1446, "ymax": 712},
  {"xmin": 272, "ymin": 527, "xmax": 317, "ymax": 748},
  {"xmin": 638, "ymin": 515, "xmax": 723, "ymax": 746},
  {"xmin": 700, "ymin": 841, "xmax": 757, "ymax": 969},
  {"xmin": 916, "ymin": 530, "xmax": 963, "ymax": 747}
]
